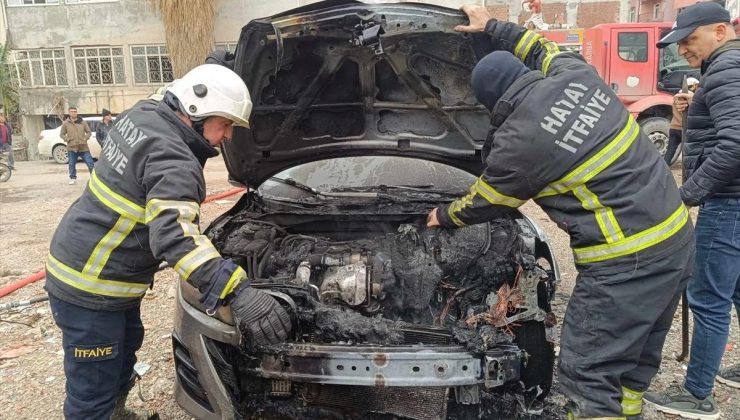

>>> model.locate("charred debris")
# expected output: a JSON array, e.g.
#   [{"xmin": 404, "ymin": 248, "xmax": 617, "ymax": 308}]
[{"xmin": 207, "ymin": 192, "xmax": 556, "ymax": 354}]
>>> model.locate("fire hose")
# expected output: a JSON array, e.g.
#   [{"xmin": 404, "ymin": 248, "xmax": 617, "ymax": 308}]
[{"xmin": 0, "ymin": 187, "xmax": 247, "ymax": 305}]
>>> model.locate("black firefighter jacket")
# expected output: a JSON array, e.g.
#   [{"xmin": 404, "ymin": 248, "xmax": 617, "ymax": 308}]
[
  {"xmin": 681, "ymin": 39, "xmax": 740, "ymax": 206},
  {"xmin": 45, "ymin": 99, "xmax": 246, "ymax": 311},
  {"xmin": 437, "ymin": 21, "xmax": 693, "ymax": 268}
]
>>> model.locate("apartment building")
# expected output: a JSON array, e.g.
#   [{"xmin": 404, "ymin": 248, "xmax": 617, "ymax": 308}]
[{"xmin": 2, "ymin": 0, "xmax": 629, "ymax": 158}]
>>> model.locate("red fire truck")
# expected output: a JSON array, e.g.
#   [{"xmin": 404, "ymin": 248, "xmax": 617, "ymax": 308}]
[{"xmin": 540, "ymin": 23, "xmax": 699, "ymax": 161}]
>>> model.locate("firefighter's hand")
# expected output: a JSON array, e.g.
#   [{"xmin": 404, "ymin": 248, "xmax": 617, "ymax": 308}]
[
  {"xmin": 674, "ymin": 92, "xmax": 694, "ymax": 113},
  {"xmin": 230, "ymin": 287, "xmax": 292, "ymax": 350},
  {"xmin": 427, "ymin": 208, "xmax": 441, "ymax": 227},
  {"xmin": 456, "ymin": 5, "xmax": 494, "ymax": 33}
]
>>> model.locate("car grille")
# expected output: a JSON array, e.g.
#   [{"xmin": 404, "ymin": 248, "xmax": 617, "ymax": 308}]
[{"xmin": 172, "ymin": 334, "xmax": 214, "ymax": 412}]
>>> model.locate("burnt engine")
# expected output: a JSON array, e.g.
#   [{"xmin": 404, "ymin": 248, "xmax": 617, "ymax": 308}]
[
  {"xmin": 208, "ymin": 203, "xmax": 555, "ymax": 352},
  {"xmin": 203, "ymin": 198, "xmax": 557, "ymax": 420}
]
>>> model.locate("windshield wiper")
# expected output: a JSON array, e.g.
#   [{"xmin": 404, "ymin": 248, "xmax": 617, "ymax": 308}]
[
  {"xmin": 269, "ymin": 177, "xmax": 380, "ymax": 199},
  {"xmin": 269, "ymin": 177, "xmax": 323, "ymax": 196},
  {"xmin": 331, "ymin": 184, "xmax": 466, "ymax": 196}
]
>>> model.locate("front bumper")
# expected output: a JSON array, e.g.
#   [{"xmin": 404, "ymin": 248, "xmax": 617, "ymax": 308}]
[
  {"xmin": 173, "ymin": 285, "xmax": 522, "ymax": 420},
  {"xmin": 173, "ymin": 284, "xmax": 240, "ymax": 420}
]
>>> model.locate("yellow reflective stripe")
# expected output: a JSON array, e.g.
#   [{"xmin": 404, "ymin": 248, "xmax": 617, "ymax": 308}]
[
  {"xmin": 514, "ymin": 30, "xmax": 540, "ymax": 60},
  {"xmin": 573, "ymin": 205, "xmax": 689, "ymax": 264},
  {"xmin": 474, "ymin": 178, "xmax": 526, "ymax": 208},
  {"xmin": 536, "ymin": 117, "xmax": 640, "ymax": 198},
  {"xmin": 47, "ymin": 254, "xmax": 149, "ymax": 298},
  {"xmin": 447, "ymin": 201, "xmax": 466, "ymax": 227},
  {"xmin": 542, "ymin": 51, "xmax": 563, "ymax": 75},
  {"xmin": 621, "ymin": 402, "xmax": 642, "ymax": 416},
  {"xmin": 89, "ymin": 171, "xmax": 144, "ymax": 221},
  {"xmin": 145, "ymin": 198, "xmax": 218, "ymax": 280},
  {"xmin": 144, "ymin": 199, "xmax": 199, "ymax": 224},
  {"xmin": 622, "ymin": 386, "xmax": 644, "ymax": 402},
  {"xmin": 83, "ymin": 216, "xmax": 137, "ymax": 277},
  {"xmin": 447, "ymin": 192, "xmax": 473, "ymax": 227},
  {"xmin": 622, "ymin": 385, "xmax": 643, "ymax": 415},
  {"xmin": 572, "ymin": 185, "xmax": 624, "ymax": 243},
  {"xmin": 219, "ymin": 266, "xmax": 247, "ymax": 299},
  {"xmin": 539, "ymin": 37, "xmax": 560, "ymax": 56},
  {"xmin": 174, "ymin": 244, "xmax": 221, "ymax": 281}
]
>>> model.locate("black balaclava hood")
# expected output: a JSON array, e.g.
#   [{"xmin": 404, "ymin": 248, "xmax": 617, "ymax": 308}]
[{"xmin": 471, "ymin": 51, "xmax": 531, "ymax": 112}]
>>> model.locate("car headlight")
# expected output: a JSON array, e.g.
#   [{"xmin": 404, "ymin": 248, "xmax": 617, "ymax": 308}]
[{"xmin": 179, "ymin": 280, "xmax": 235, "ymax": 325}]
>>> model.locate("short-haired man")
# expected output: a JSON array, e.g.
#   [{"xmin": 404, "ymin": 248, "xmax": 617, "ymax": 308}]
[
  {"xmin": 60, "ymin": 106, "xmax": 94, "ymax": 185},
  {"xmin": 644, "ymin": 3, "xmax": 740, "ymax": 419}
]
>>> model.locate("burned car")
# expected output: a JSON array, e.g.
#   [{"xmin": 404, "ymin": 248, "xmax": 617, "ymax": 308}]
[{"xmin": 173, "ymin": 1, "xmax": 561, "ymax": 419}]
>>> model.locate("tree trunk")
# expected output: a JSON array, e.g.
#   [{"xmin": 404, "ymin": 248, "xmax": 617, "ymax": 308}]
[{"xmin": 150, "ymin": 0, "xmax": 215, "ymax": 78}]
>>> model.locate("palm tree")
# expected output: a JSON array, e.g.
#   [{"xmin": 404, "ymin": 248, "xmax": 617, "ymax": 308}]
[{"xmin": 150, "ymin": 0, "xmax": 216, "ymax": 78}]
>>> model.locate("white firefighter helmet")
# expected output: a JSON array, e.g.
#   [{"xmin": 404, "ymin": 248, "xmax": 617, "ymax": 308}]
[{"xmin": 166, "ymin": 64, "xmax": 252, "ymax": 127}]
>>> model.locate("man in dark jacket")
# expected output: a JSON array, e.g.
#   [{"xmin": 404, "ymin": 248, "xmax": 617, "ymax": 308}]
[
  {"xmin": 644, "ymin": 3, "xmax": 740, "ymax": 419},
  {"xmin": 46, "ymin": 64, "xmax": 292, "ymax": 419},
  {"xmin": 96, "ymin": 108, "xmax": 114, "ymax": 147},
  {"xmin": 427, "ymin": 5, "xmax": 695, "ymax": 419}
]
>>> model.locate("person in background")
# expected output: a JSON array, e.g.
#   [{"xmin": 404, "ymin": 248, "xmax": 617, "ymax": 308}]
[
  {"xmin": 96, "ymin": 108, "xmax": 114, "ymax": 148},
  {"xmin": 664, "ymin": 77, "xmax": 699, "ymax": 165},
  {"xmin": 645, "ymin": 3, "xmax": 740, "ymax": 419},
  {"xmin": 0, "ymin": 115, "xmax": 14, "ymax": 170},
  {"xmin": 522, "ymin": 0, "xmax": 549, "ymax": 30},
  {"xmin": 60, "ymin": 106, "xmax": 93, "ymax": 185}
]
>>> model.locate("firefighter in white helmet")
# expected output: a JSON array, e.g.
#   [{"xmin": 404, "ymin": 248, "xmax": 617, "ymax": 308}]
[{"xmin": 45, "ymin": 63, "xmax": 291, "ymax": 419}]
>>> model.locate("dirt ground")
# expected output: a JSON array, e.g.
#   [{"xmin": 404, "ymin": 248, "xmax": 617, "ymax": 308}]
[{"xmin": 0, "ymin": 159, "xmax": 737, "ymax": 419}]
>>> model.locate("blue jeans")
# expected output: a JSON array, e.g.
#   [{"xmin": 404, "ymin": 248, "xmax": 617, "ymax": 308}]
[
  {"xmin": 68, "ymin": 149, "xmax": 94, "ymax": 179},
  {"xmin": 1, "ymin": 143, "xmax": 14, "ymax": 167},
  {"xmin": 685, "ymin": 197, "xmax": 740, "ymax": 398},
  {"xmin": 49, "ymin": 294, "xmax": 145, "ymax": 420}
]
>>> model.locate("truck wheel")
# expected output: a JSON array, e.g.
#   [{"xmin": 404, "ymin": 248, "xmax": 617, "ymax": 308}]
[
  {"xmin": 639, "ymin": 117, "xmax": 670, "ymax": 157},
  {"xmin": 52, "ymin": 144, "xmax": 69, "ymax": 164}
]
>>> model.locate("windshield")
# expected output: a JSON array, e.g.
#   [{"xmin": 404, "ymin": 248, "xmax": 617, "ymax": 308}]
[
  {"xmin": 258, "ymin": 156, "xmax": 476, "ymax": 201},
  {"xmin": 657, "ymin": 30, "xmax": 699, "ymax": 93}
]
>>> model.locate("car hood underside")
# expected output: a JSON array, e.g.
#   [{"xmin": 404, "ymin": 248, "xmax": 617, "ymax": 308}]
[{"xmin": 227, "ymin": 0, "xmax": 490, "ymax": 187}]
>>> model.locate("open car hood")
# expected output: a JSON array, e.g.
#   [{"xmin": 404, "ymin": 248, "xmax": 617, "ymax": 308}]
[{"xmin": 226, "ymin": 0, "xmax": 490, "ymax": 187}]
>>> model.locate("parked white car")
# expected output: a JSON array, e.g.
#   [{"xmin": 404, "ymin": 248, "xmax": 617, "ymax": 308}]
[{"xmin": 37, "ymin": 116, "xmax": 106, "ymax": 164}]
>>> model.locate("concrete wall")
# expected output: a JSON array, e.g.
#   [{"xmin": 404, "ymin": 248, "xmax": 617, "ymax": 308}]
[
  {"xmin": 1, "ymin": 0, "xmax": 7, "ymax": 47},
  {"xmin": 3, "ymin": 0, "xmax": 633, "ymax": 159}
]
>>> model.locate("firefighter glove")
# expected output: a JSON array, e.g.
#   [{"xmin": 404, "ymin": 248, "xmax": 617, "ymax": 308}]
[{"xmin": 230, "ymin": 287, "xmax": 292, "ymax": 350}]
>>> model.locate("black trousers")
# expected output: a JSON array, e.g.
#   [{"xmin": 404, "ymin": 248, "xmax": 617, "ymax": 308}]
[
  {"xmin": 49, "ymin": 293, "xmax": 145, "ymax": 420},
  {"xmin": 558, "ymin": 239, "xmax": 695, "ymax": 417}
]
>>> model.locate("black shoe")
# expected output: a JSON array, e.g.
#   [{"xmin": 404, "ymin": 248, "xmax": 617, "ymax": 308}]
[
  {"xmin": 716, "ymin": 364, "xmax": 740, "ymax": 389},
  {"xmin": 111, "ymin": 390, "xmax": 159, "ymax": 420},
  {"xmin": 643, "ymin": 385, "xmax": 719, "ymax": 420}
]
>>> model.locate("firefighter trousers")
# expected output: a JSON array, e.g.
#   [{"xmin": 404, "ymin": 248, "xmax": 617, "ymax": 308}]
[
  {"xmin": 558, "ymin": 238, "xmax": 695, "ymax": 417},
  {"xmin": 49, "ymin": 293, "xmax": 145, "ymax": 420}
]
